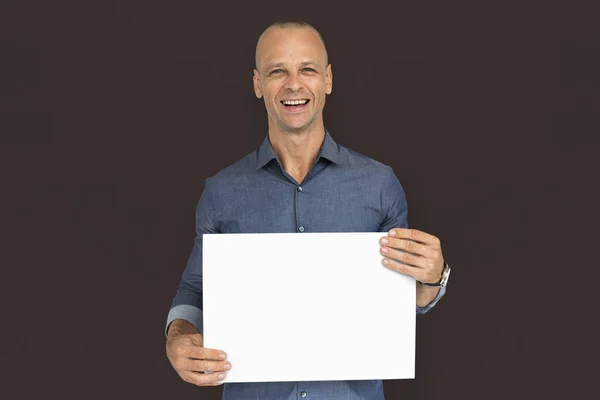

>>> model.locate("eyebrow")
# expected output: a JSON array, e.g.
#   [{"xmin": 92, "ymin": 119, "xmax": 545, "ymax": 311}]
[{"xmin": 263, "ymin": 61, "xmax": 319, "ymax": 71}]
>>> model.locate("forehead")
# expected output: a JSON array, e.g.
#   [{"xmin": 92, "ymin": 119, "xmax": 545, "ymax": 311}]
[{"xmin": 256, "ymin": 27, "xmax": 327, "ymax": 69}]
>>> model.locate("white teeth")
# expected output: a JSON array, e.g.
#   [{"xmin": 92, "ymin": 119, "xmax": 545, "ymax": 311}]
[{"xmin": 282, "ymin": 100, "xmax": 308, "ymax": 105}]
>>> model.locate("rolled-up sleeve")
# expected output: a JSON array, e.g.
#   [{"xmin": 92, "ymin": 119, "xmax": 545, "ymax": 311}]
[
  {"xmin": 165, "ymin": 179, "xmax": 219, "ymax": 337},
  {"xmin": 416, "ymin": 285, "xmax": 446, "ymax": 314},
  {"xmin": 379, "ymin": 167, "xmax": 446, "ymax": 314}
]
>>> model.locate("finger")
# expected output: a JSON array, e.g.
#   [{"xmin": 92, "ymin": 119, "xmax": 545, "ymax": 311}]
[
  {"xmin": 180, "ymin": 370, "xmax": 226, "ymax": 386},
  {"xmin": 180, "ymin": 359, "xmax": 232, "ymax": 373},
  {"xmin": 183, "ymin": 346, "xmax": 227, "ymax": 361},
  {"xmin": 387, "ymin": 228, "xmax": 440, "ymax": 247},
  {"xmin": 380, "ymin": 237, "xmax": 431, "ymax": 258},
  {"xmin": 380, "ymin": 247, "xmax": 427, "ymax": 268},
  {"xmin": 382, "ymin": 257, "xmax": 426, "ymax": 281}
]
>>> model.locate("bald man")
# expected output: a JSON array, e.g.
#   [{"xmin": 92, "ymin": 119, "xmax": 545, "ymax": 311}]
[{"xmin": 165, "ymin": 20, "xmax": 449, "ymax": 400}]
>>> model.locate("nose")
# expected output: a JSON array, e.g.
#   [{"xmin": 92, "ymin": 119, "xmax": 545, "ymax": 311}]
[{"xmin": 284, "ymin": 71, "xmax": 303, "ymax": 92}]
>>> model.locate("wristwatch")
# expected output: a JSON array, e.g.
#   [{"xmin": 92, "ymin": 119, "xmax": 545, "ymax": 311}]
[{"xmin": 421, "ymin": 261, "xmax": 451, "ymax": 288}]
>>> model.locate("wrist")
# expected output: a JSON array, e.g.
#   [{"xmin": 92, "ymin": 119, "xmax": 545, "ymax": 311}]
[
  {"xmin": 167, "ymin": 319, "xmax": 199, "ymax": 338},
  {"xmin": 416, "ymin": 283, "xmax": 441, "ymax": 307}
]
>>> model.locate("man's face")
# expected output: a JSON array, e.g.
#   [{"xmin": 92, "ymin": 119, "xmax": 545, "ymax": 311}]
[{"xmin": 253, "ymin": 27, "xmax": 332, "ymax": 133}]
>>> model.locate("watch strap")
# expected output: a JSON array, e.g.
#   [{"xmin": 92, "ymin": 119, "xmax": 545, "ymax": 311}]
[{"xmin": 421, "ymin": 261, "xmax": 450, "ymax": 288}]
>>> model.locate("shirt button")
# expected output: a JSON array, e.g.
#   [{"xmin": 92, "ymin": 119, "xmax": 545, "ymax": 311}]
[
  {"xmin": 297, "ymin": 186, "xmax": 303, "ymax": 192},
  {"xmin": 298, "ymin": 226, "xmax": 305, "ymax": 232},
  {"xmin": 301, "ymin": 392, "xmax": 307, "ymax": 398}
]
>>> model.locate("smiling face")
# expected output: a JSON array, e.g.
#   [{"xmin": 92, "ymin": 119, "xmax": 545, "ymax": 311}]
[{"xmin": 253, "ymin": 26, "xmax": 332, "ymax": 134}]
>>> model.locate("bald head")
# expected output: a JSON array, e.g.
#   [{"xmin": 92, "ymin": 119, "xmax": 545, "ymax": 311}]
[
  {"xmin": 251, "ymin": 20, "xmax": 333, "ymax": 135},
  {"xmin": 255, "ymin": 20, "xmax": 328, "ymax": 70}
]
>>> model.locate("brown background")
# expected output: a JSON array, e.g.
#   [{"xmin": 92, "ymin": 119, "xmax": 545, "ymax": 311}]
[{"xmin": 1, "ymin": 0, "xmax": 599, "ymax": 399}]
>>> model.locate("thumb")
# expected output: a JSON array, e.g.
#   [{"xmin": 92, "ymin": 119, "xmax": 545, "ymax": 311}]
[{"xmin": 189, "ymin": 333, "xmax": 204, "ymax": 347}]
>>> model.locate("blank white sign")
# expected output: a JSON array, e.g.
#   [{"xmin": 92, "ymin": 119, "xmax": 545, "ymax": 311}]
[{"xmin": 202, "ymin": 232, "xmax": 416, "ymax": 383}]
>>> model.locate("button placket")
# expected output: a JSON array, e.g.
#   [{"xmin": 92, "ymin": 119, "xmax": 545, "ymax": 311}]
[{"xmin": 295, "ymin": 185, "xmax": 305, "ymax": 232}]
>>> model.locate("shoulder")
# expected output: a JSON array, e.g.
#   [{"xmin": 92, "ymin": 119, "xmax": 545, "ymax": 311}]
[
  {"xmin": 203, "ymin": 151, "xmax": 257, "ymax": 191},
  {"xmin": 337, "ymin": 143, "xmax": 397, "ymax": 180},
  {"xmin": 336, "ymin": 143, "xmax": 406, "ymax": 202}
]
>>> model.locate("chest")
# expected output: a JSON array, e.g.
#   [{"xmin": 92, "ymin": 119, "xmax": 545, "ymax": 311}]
[{"xmin": 216, "ymin": 176, "xmax": 384, "ymax": 234}]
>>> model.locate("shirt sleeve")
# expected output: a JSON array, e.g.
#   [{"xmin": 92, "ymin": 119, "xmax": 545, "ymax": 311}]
[
  {"xmin": 165, "ymin": 178, "xmax": 219, "ymax": 337},
  {"xmin": 378, "ymin": 167, "xmax": 446, "ymax": 314}
]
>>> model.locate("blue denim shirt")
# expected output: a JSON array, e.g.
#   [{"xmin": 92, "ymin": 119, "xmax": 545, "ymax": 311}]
[{"xmin": 166, "ymin": 130, "xmax": 446, "ymax": 400}]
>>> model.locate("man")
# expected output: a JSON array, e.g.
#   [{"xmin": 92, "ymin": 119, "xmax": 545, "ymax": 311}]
[{"xmin": 165, "ymin": 20, "xmax": 449, "ymax": 399}]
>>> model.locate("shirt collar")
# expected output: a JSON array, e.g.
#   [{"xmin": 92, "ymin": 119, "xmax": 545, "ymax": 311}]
[{"xmin": 256, "ymin": 129, "xmax": 341, "ymax": 169}]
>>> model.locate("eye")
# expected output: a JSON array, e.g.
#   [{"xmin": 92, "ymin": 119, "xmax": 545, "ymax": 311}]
[
  {"xmin": 302, "ymin": 68, "xmax": 315, "ymax": 72},
  {"xmin": 270, "ymin": 69, "xmax": 284, "ymax": 75}
]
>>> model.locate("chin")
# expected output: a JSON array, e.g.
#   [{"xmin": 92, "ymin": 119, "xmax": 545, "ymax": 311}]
[{"xmin": 283, "ymin": 118, "xmax": 315, "ymax": 132}]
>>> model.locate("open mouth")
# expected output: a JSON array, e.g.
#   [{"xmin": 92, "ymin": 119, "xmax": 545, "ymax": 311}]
[{"xmin": 281, "ymin": 99, "xmax": 310, "ymax": 111}]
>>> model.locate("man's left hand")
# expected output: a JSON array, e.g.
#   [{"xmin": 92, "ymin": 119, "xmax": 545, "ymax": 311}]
[{"xmin": 379, "ymin": 228, "xmax": 444, "ymax": 285}]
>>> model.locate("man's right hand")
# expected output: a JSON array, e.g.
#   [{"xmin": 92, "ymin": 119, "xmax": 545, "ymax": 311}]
[{"xmin": 166, "ymin": 319, "xmax": 231, "ymax": 386}]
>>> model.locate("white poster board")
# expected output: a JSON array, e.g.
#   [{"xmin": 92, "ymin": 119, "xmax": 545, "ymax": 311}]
[{"xmin": 203, "ymin": 232, "xmax": 416, "ymax": 383}]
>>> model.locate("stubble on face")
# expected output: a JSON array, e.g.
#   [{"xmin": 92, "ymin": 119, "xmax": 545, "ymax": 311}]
[{"xmin": 253, "ymin": 26, "xmax": 332, "ymax": 136}]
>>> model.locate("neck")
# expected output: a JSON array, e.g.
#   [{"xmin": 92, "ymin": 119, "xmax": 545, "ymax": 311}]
[{"xmin": 268, "ymin": 120, "xmax": 326, "ymax": 184}]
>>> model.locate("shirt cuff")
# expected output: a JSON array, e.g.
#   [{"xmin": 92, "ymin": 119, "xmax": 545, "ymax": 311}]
[
  {"xmin": 165, "ymin": 304, "xmax": 204, "ymax": 337},
  {"xmin": 416, "ymin": 284, "xmax": 446, "ymax": 314}
]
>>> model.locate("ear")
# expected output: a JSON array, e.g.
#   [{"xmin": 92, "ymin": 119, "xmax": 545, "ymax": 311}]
[
  {"xmin": 253, "ymin": 69, "xmax": 263, "ymax": 99},
  {"xmin": 325, "ymin": 64, "xmax": 333, "ymax": 95}
]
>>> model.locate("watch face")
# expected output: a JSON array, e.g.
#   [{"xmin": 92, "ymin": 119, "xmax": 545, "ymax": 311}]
[{"xmin": 441, "ymin": 265, "xmax": 450, "ymax": 286}]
